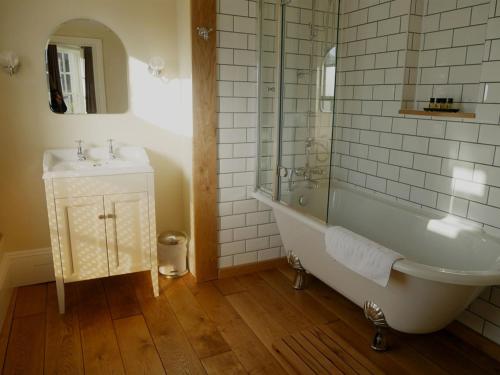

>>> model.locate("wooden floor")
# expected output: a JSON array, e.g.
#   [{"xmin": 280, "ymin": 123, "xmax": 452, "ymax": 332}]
[{"xmin": 0, "ymin": 267, "xmax": 499, "ymax": 374}]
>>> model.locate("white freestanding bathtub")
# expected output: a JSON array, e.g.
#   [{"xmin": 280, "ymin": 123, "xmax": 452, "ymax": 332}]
[{"xmin": 254, "ymin": 184, "xmax": 500, "ymax": 334}]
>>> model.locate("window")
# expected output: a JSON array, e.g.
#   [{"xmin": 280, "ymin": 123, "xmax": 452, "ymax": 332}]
[
  {"xmin": 57, "ymin": 46, "xmax": 86, "ymax": 114},
  {"xmin": 320, "ymin": 47, "xmax": 336, "ymax": 112}
]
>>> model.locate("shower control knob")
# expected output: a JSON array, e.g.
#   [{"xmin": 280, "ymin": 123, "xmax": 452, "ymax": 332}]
[{"xmin": 278, "ymin": 166, "xmax": 288, "ymax": 177}]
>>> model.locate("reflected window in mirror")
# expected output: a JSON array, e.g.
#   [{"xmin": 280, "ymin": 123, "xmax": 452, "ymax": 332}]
[
  {"xmin": 320, "ymin": 47, "xmax": 336, "ymax": 113},
  {"xmin": 45, "ymin": 19, "xmax": 128, "ymax": 115}
]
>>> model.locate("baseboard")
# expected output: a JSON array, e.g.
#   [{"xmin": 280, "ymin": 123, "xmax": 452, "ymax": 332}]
[
  {"xmin": 218, "ymin": 257, "xmax": 288, "ymax": 279},
  {"xmin": 0, "ymin": 252, "xmax": 13, "ymax": 333},
  {"xmin": 446, "ymin": 321, "xmax": 500, "ymax": 362}
]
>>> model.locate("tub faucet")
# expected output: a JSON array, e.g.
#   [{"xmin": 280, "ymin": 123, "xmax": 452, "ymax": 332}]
[
  {"xmin": 107, "ymin": 139, "xmax": 116, "ymax": 160},
  {"xmin": 76, "ymin": 140, "xmax": 86, "ymax": 161}
]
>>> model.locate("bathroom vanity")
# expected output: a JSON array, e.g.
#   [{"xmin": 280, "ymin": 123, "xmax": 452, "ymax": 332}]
[{"xmin": 43, "ymin": 146, "xmax": 159, "ymax": 313}]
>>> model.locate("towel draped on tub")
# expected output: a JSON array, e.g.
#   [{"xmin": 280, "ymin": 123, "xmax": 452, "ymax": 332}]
[{"xmin": 325, "ymin": 226, "xmax": 404, "ymax": 287}]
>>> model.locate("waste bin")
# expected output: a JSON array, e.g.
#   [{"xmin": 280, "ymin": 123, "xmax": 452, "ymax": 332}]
[{"xmin": 158, "ymin": 231, "xmax": 188, "ymax": 278}]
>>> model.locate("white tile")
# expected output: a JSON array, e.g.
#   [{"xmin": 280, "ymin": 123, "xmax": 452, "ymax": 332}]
[
  {"xmin": 380, "ymin": 133, "xmax": 403, "ymax": 149},
  {"xmin": 218, "ymin": 256, "xmax": 234, "ymax": 268},
  {"xmin": 428, "ymin": 0, "xmax": 458, "ymax": 14},
  {"xmin": 420, "ymin": 67, "xmax": 450, "ymax": 84},
  {"xmin": 436, "ymin": 47, "xmax": 467, "ymax": 66},
  {"xmin": 219, "ymin": 31, "xmax": 248, "ymax": 49},
  {"xmin": 471, "ymin": 3, "xmax": 490, "ymax": 25},
  {"xmin": 366, "ymin": 37, "xmax": 388, "ymax": 54},
  {"xmin": 378, "ymin": 163, "xmax": 400, "ymax": 180},
  {"xmin": 233, "ymin": 199, "xmax": 258, "ymax": 214},
  {"xmin": 440, "ymin": 8, "xmax": 471, "ymax": 30},
  {"xmin": 377, "ymin": 17, "xmax": 401, "ymax": 36},
  {"xmin": 469, "ymin": 202, "xmax": 500, "ymax": 227},
  {"xmin": 436, "ymin": 194, "xmax": 469, "ymax": 217},
  {"xmin": 449, "ymin": 65, "xmax": 482, "ymax": 84},
  {"xmin": 359, "ymin": 159, "xmax": 378, "ymax": 175},
  {"xmin": 366, "ymin": 175, "xmax": 387, "ymax": 192},
  {"xmin": 368, "ymin": 146, "xmax": 390, "ymax": 163},
  {"xmin": 258, "ymin": 247, "xmax": 281, "ymax": 261},
  {"xmin": 428, "ymin": 139, "xmax": 460, "ymax": 159},
  {"xmin": 459, "ymin": 142, "xmax": 495, "ymax": 164},
  {"xmin": 424, "ymin": 30, "xmax": 453, "ymax": 50},
  {"xmin": 474, "ymin": 164, "xmax": 500, "ymax": 187},
  {"xmin": 488, "ymin": 186, "xmax": 500, "ymax": 208},
  {"xmin": 413, "ymin": 154, "xmax": 442, "ymax": 173},
  {"xmin": 234, "ymin": 16, "xmax": 256, "ymax": 34},
  {"xmin": 441, "ymin": 159, "xmax": 474, "ymax": 181},
  {"xmin": 387, "ymin": 181, "xmax": 411, "ymax": 199},
  {"xmin": 375, "ymin": 52, "xmax": 398, "ymax": 68},
  {"xmin": 484, "ymin": 322, "xmax": 500, "ymax": 345},
  {"xmin": 371, "ymin": 117, "xmax": 393, "ymax": 132},
  {"xmin": 446, "ymin": 122, "xmax": 479, "ymax": 142},
  {"xmin": 218, "ymin": 202, "xmax": 233, "ymax": 217},
  {"xmin": 399, "ymin": 168, "xmax": 425, "ymax": 187},
  {"xmin": 347, "ymin": 170, "xmax": 366, "ymax": 186},
  {"xmin": 233, "ymin": 251, "xmax": 258, "ymax": 266},
  {"xmin": 368, "ymin": 3, "xmax": 390, "ymax": 22},
  {"xmin": 393, "ymin": 118, "xmax": 417, "ymax": 135},
  {"xmin": 233, "ymin": 226, "xmax": 257, "ymax": 240},
  {"xmin": 257, "ymin": 222, "xmax": 280, "ymax": 236},
  {"xmin": 478, "ymin": 125, "xmax": 500, "ymax": 145},
  {"xmin": 456, "ymin": 310, "xmax": 485, "ymax": 334},
  {"xmin": 410, "ymin": 186, "xmax": 437, "ymax": 207},
  {"xmin": 246, "ymin": 211, "xmax": 269, "ymax": 225},
  {"xmin": 403, "ymin": 136, "xmax": 429, "ymax": 153},
  {"xmin": 219, "ymin": 187, "xmax": 247, "ymax": 203},
  {"xmin": 470, "ymin": 299, "xmax": 500, "ymax": 326},
  {"xmin": 389, "ymin": 150, "xmax": 414, "ymax": 167},
  {"xmin": 453, "ymin": 24, "xmax": 486, "ymax": 47},
  {"xmin": 417, "ymin": 120, "xmax": 445, "ymax": 138},
  {"xmin": 425, "ymin": 173, "xmax": 454, "ymax": 194},
  {"xmin": 220, "ymin": 214, "xmax": 246, "ymax": 229},
  {"xmin": 220, "ymin": 0, "xmax": 249, "ymax": 16}
]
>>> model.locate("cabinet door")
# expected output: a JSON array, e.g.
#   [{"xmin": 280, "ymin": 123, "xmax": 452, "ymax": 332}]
[
  {"xmin": 104, "ymin": 192, "xmax": 151, "ymax": 276},
  {"xmin": 55, "ymin": 196, "xmax": 109, "ymax": 282}
]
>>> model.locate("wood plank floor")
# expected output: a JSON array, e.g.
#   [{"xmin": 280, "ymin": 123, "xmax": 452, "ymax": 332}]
[{"xmin": 1, "ymin": 268, "xmax": 499, "ymax": 374}]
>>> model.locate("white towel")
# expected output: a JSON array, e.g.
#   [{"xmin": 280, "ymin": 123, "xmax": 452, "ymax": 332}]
[{"xmin": 325, "ymin": 226, "xmax": 404, "ymax": 287}]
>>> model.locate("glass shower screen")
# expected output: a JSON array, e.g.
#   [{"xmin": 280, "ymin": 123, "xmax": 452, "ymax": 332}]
[{"xmin": 257, "ymin": 0, "xmax": 339, "ymax": 222}]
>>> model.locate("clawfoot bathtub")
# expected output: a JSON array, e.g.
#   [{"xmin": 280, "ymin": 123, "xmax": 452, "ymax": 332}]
[{"xmin": 254, "ymin": 184, "xmax": 500, "ymax": 339}]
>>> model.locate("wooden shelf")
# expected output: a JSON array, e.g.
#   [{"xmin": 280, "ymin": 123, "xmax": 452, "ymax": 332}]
[{"xmin": 399, "ymin": 109, "xmax": 476, "ymax": 119}]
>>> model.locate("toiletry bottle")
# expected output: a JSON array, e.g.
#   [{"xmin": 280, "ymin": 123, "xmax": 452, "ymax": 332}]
[
  {"xmin": 447, "ymin": 98, "xmax": 453, "ymax": 110},
  {"xmin": 429, "ymin": 98, "xmax": 436, "ymax": 109}
]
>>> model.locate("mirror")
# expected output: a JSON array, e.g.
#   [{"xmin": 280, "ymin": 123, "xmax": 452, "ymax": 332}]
[{"xmin": 46, "ymin": 19, "xmax": 128, "ymax": 114}]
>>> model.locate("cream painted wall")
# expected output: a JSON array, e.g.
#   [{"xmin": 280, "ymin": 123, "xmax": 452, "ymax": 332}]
[
  {"xmin": 0, "ymin": 0, "xmax": 193, "ymax": 252},
  {"xmin": 53, "ymin": 19, "xmax": 129, "ymax": 113}
]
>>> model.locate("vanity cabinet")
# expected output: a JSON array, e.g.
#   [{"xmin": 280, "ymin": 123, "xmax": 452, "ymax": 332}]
[{"xmin": 44, "ymin": 173, "xmax": 159, "ymax": 313}]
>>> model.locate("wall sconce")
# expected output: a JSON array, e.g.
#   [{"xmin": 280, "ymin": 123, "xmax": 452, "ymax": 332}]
[
  {"xmin": 0, "ymin": 51, "xmax": 20, "ymax": 76},
  {"xmin": 148, "ymin": 56, "xmax": 165, "ymax": 77}
]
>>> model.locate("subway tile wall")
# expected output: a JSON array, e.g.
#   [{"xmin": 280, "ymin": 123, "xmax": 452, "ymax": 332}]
[
  {"xmin": 217, "ymin": 0, "xmax": 285, "ymax": 269},
  {"xmin": 217, "ymin": 0, "xmax": 500, "ymax": 343},
  {"xmin": 335, "ymin": 0, "xmax": 500, "ymax": 343}
]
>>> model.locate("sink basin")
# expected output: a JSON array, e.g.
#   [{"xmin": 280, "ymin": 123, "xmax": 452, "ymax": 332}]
[{"xmin": 43, "ymin": 146, "xmax": 153, "ymax": 179}]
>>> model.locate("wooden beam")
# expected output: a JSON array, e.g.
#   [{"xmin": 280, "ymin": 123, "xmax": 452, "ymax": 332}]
[{"xmin": 191, "ymin": 0, "xmax": 218, "ymax": 282}]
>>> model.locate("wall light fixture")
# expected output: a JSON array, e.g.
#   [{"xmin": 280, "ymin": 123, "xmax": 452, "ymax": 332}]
[{"xmin": 0, "ymin": 51, "xmax": 20, "ymax": 76}]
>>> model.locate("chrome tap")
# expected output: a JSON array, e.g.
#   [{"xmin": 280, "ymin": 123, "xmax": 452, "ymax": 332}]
[
  {"xmin": 107, "ymin": 139, "xmax": 116, "ymax": 160},
  {"xmin": 75, "ymin": 140, "xmax": 86, "ymax": 161}
]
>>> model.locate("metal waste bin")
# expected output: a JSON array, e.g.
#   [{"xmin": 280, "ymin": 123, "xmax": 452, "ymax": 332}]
[{"xmin": 158, "ymin": 231, "xmax": 189, "ymax": 278}]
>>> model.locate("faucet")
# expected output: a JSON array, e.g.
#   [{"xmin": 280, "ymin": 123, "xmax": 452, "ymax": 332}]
[
  {"xmin": 107, "ymin": 139, "xmax": 116, "ymax": 160},
  {"xmin": 75, "ymin": 140, "xmax": 86, "ymax": 161}
]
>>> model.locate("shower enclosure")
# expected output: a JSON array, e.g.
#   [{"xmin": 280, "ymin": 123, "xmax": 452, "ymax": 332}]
[{"xmin": 257, "ymin": 0, "xmax": 340, "ymax": 222}]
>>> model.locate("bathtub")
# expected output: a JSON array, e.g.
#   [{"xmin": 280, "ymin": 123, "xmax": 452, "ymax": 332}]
[{"xmin": 254, "ymin": 183, "xmax": 500, "ymax": 334}]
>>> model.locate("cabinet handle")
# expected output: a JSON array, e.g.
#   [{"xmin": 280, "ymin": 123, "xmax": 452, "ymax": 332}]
[
  {"xmin": 98, "ymin": 214, "xmax": 106, "ymax": 220},
  {"xmin": 106, "ymin": 214, "xmax": 115, "ymax": 219}
]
